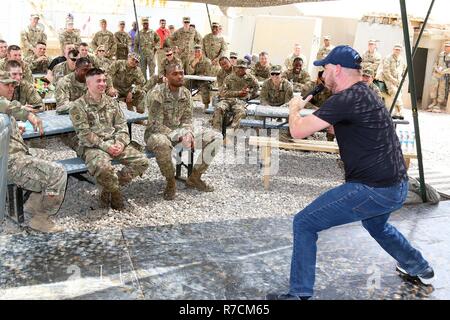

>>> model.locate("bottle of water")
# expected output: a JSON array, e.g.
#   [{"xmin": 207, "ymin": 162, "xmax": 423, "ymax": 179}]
[
  {"xmin": 404, "ymin": 130, "xmax": 410, "ymax": 152},
  {"xmin": 398, "ymin": 130, "xmax": 404, "ymax": 151},
  {"xmin": 409, "ymin": 131, "xmax": 415, "ymax": 153}
]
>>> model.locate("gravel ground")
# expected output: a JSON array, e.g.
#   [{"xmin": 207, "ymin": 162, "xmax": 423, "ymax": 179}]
[{"xmin": 1, "ymin": 104, "xmax": 448, "ymax": 235}]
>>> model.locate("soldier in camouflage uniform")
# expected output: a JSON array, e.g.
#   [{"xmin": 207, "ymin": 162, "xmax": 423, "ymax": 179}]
[
  {"xmin": 58, "ymin": 19, "xmax": 81, "ymax": 55},
  {"xmin": 316, "ymin": 36, "xmax": 335, "ymax": 61},
  {"xmin": 187, "ymin": 45, "xmax": 213, "ymax": 109},
  {"xmin": 24, "ymin": 41, "xmax": 49, "ymax": 74},
  {"xmin": 6, "ymin": 60, "xmax": 43, "ymax": 109},
  {"xmin": 361, "ymin": 39, "xmax": 382, "ymax": 76},
  {"xmin": 281, "ymin": 57, "xmax": 312, "ymax": 96},
  {"xmin": 20, "ymin": 14, "xmax": 47, "ymax": 58},
  {"xmin": 70, "ymin": 68, "xmax": 149, "ymax": 210},
  {"xmin": 284, "ymin": 44, "xmax": 307, "ymax": 71},
  {"xmin": 0, "ymin": 71, "xmax": 66, "ymax": 232},
  {"xmin": 115, "ymin": 21, "xmax": 132, "ymax": 60},
  {"xmin": 91, "ymin": 19, "xmax": 117, "ymax": 59},
  {"xmin": 55, "ymin": 57, "xmax": 92, "ymax": 114},
  {"xmin": 0, "ymin": 45, "xmax": 34, "ymax": 83},
  {"xmin": 229, "ymin": 52, "xmax": 238, "ymax": 66},
  {"xmin": 0, "ymin": 40, "xmax": 7, "ymax": 59},
  {"xmin": 52, "ymin": 48, "xmax": 79, "ymax": 85},
  {"xmin": 170, "ymin": 17, "xmax": 202, "ymax": 74},
  {"xmin": 94, "ymin": 45, "xmax": 112, "ymax": 71},
  {"xmin": 216, "ymin": 56, "xmax": 233, "ymax": 89},
  {"xmin": 202, "ymin": 22, "xmax": 227, "ymax": 76},
  {"xmin": 362, "ymin": 68, "xmax": 383, "ymax": 101},
  {"xmin": 260, "ymin": 65, "xmax": 293, "ymax": 107},
  {"xmin": 308, "ymin": 71, "xmax": 332, "ymax": 109},
  {"xmin": 158, "ymin": 47, "xmax": 182, "ymax": 76},
  {"xmin": 381, "ymin": 44, "xmax": 406, "ymax": 119},
  {"xmin": 427, "ymin": 41, "xmax": 450, "ymax": 113},
  {"xmin": 108, "ymin": 52, "xmax": 146, "ymax": 113},
  {"xmin": 134, "ymin": 17, "xmax": 160, "ymax": 80},
  {"xmin": 251, "ymin": 52, "xmax": 272, "ymax": 81},
  {"xmin": 212, "ymin": 59, "xmax": 259, "ymax": 131},
  {"xmin": 144, "ymin": 62, "xmax": 222, "ymax": 200}
]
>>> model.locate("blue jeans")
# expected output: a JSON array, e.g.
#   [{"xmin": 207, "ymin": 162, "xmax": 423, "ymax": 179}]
[{"xmin": 289, "ymin": 180, "xmax": 430, "ymax": 297}]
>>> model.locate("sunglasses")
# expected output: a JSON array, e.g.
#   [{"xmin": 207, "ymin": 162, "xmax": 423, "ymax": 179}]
[
  {"xmin": 166, "ymin": 53, "xmax": 173, "ymax": 56},
  {"xmin": 230, "ymin": 57, "xmax": 237, "ymax": 59},
  {"xmin": 271, "ymin": 73, "xmax": 281, "ymax": 76},
  {"xmin": 97, "ymin": 50, "xmax": 105, "ymax": 52},
  {"xmin": 69, "ymin": 58, "xmax": 77, "ymax": 61}
]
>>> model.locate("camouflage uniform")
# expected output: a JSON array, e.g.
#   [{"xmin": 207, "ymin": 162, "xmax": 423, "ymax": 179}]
[
  {"xmin": 369, "ymin": 82, "xmax": 383, "ymax": 101},
  {"xmin": 12, "ymin": 80, "xmax": 43, "ymax": 108},
  {"xmin": 144, "ymin": 83, "xmax": 222, "ymax": 184},
  {"xmin": 55, "ymin": 72, "xmax": 87, "ymax": 114},
  {"xmin": 134, "ymin": 29, "xmax": 160, "ymax": 79},
  {"xmin": 108, "ymin": 60, "xmax": 146, "ymax": 113},
  {"xmin": 24, "ymin": 54, "xmax": 50, "ymax": 74},
  {"xmin": 159, "ymin": 56, "xmax": 182, "ymax": 76},
  {"xmin": 0, "ymin": 59, "xmax": 33, "ymax": 83},
  {"xmin": 251, "ymin": 62, "xmax": 272, "ymax": 81},
  {"xmin": 95, "ymin": 56, "xmax": 112, "ymax": 72},
  {"xmin": 281, "ymin": 68, "xmax": 312, "ymax": 95},
  {"xmin": 202, "ymin": 32, "xmax": 227, "ymax": 76},
  {"xmin": 260, "ymin": 78, "xmax": 293, "ymax": 106},
  {"xmin": 52, "ymin": 61, "xmax": 73, "ymax": 85},
  {"xmin": 1, "ymin": 97, "xmax": 66, "ymax": 218},
  {"xmin": 429, "ymin": 50, "xmax": 450, "ymax": 110},
  {"xmin": 91, "ymin": 30, "xmax": 117, "ymax": 59},
  {"xmin": 212, "ymin": 71, "xmax": 259, "ymax": 131},
  {"xmin": 381, "ymin": 54, "xmax": 406, "ymax": 116},
  {"xmin": 58, "ymin": 29, "xmax": 81, "ymax": 53},
  {"xmin": 310, "ymin": 85, "xmax": 332, "ymax": 108},
  {"xmin": 216, "ymin": 66, "xmax": 233, "ymax": 89},
  {"xmin": 20, "ymin": 26, "xmax": 47, "ymax": 57},
  {"xmin": 316, "ymin": 45, "xmax": 335, "ymax": 61},
  {"xmin": 187, "ymin": 55, "xmax": 213, "ymax": 106},
  {"xmin": 284, "ymin": 54, "xmax": 307, "ymax": 71},
  {"xmin": 69, "ymin": 93, "xmax": 149, "ymax": 193},
  {"xmin": 361, "ymin": 50, "xmax": 382, "ymax": 75},
  {"xmin": 170, "ymin": 28, "xmax": 202, "ymax": 73},
  {"xmin": 114, "ymin": 31, "xmax": 132, "ymax": 60}
]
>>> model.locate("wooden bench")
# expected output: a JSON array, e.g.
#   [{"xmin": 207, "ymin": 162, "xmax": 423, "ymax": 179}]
[
  {"xmin": 6, "ymin": 149, "xmax": 193, "ymax": 225},
  {"xmin": 248, "ymin": 136, "xmax": 418, "ymax": 190}
]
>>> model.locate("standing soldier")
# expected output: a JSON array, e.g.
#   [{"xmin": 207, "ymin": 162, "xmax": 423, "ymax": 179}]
[
  {"xmin": 115, "ymin": 21, "xmax": 131, "ymax": 60},
  {"xmin": 284, "ymin": 44, "xmax": 307, "ymax": 71},
  {"xmin": 144, "ymin": 62, "xmax": 222, "ymax": 200},
  {"xmin": 108, "ymin": 52, "xmax": 146, "ymax": 113},
  {"xmin": 70, "ymin": 68, "xmax": 149, "ymax": 210},
  {"xmin": 187, "ymin": 44, "xmax": 213, "ymax": 109},
  {"xmin": 361, "ymin": 39, "xmax": 382, "ymax": 75},
  {"xmin": 59, "ymin": 17, "xmax": 81, "ymax": 55},
  {"xmin": 281, "ymin": 57, "xmax": 312, "ymax": 96},
  {"xmin": 316, "ymin": 36, "xmax": 334, "ymax": 61},
  {"xmin": 202, "ymin": 22, "xmax": 227, "ymax": 76},
  {"xmin": 427, "ymin": 41, "xmax": 450, "ymax": 113},
  {"xmin": 156, "ymin": 19, "xmax": 171, "ymax": 73},
  {"xmin": 20, "ymin": 14, "xmax": 47, "ymax": 58},
  {"xmin": 170, "ymin": 17, "xmax": 202, "ymax": 73},
  {"xmin": 91, "ymin": 19, "xmax": 117, "ymax": 60},
  {"xmin": 159, "ymin": 47, "xmax": 181, "ymax": 76},
  {"xmin": 251, "ymin": 51, "xmax": 272, "ymax": 81},
  {"xmin": 24, "ymin": 41, "xmax": 49, "ymax": 74},
  {"xmin": 134, "ymin": 17, "xmax": 160, "ymax": 80},
  {"xmin": 381, "ymin": 44, "xmax": 406, "ymax": 119},
  {"xmin": 212, "ymin": 59, "xmax": 259, "ymax": 132}
]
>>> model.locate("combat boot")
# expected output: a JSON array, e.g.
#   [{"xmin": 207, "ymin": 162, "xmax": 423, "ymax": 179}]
[
  {"xmin": 110, "ymin": 190, "xmax": 125, "ymax": 210},
  {"xmin": 99, "ymin": 189, "xmax": 110, "ymax": 208},
  {"xmin": 118, "ymin": 170, "xmax": 133, "ymax": 186},
  {"xmin": 186, "ymin": 169, "xmax": 214, "ymax": 192},
  {"xmin": 163, "ymin": 177, "xmax": 176, "ymax": 200},
  {"xmin": 29, "ymin": 213, "xmax": 63, "ymax": 233},
  {"xmin": 426, "ymin": 99, "xmax": 437, "ymax": 111}
]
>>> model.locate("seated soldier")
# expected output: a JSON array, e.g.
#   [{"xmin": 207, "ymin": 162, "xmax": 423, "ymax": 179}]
[
  {"xmin": 47, "ymin": 42, "xmax": 76, "ymax": 81},
  {"xmin": 0, "ymin": 45, "xmax": 34, "ymax": 83},
  {"xmin": 229, "ymin": 52, "xmax": 238, "ymax": 66},
  {"xmin": 260, "ymin": 65, "xmax": 293, "ymax": 107},
  {"xmin": 211, "ymin": 59, "xmax": 259, "ymax": 132},
  {"xmin": 187, "ymin": 44, "xmax": 213, "ymax": 109},
  {"xmin": 308, "ymin": 70, "xmax": 332, "ymax": 109},
  {"xmin": 251, "ymin": 51, "xmax": 272, "ymax": 81},
  {"xmin": 107, "ymin": 52, "xmax": 146, "ymax": 113},
  {"xmin": 0, "ymin": 71, "xmax": 67, "ymax": 232},
  {"xmin": 0, "ymin": 40, "xmax": 7, "ymax": 59},
  {"xmin": 362, "ymin": 68, "xmax": 383, "ymax": 101},
  {"xmin": 24, "ymin": 41, "xmax": 50, "ymax": 74},
  {"xmin": 144, "ymin": 62, "xmax": 222, "ymax": 200},
  {"xmin": 52, "ymin": 48, "xmax": 79, "ymax": 85},
  {"xmin": 216, "ymin": 56, "xmax": 233, "ymax": 90},
  {"xmin": 158, "ymin": 47, "xmax": 181, "ymax": 76},
  {"xmin": 281, "ymin": 57, "xmax": 312, "ymax": 95},
  {"xmin": 55, "ymin": 57, "xmax": 92, "ymax": 114},
  {"xmin": 94, "ymin": 45, "xmax": 112, "ymax": 72},
  {"xmin": 69, "ymin": 68, "xmax": 149, "ymax": 210},
  {"xmin": 6, "ymin": 60, "xmax": 43, "ymax": 109}
]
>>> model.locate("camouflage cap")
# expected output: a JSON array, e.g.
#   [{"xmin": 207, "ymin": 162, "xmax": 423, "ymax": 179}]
[
  {"xmin": 324, "ymin": 35, "xmax": 331, "ymax": 40},
  {"xmin": 128, "ymin": 52, "xmax": 140, "ymax": 62},
  {"xmin": 394, "ymin": 44, "xmax": 403, "ymax": 49},
  {"xmin": 362, "ymin": 68, "xmax": 374, "ymax": 77},
  {"xmin": 229, "ymin": 52, "xmax": 238, "ymax": 59},
  {"xmin": 30, "ymin": 14, "xmax": 40, "ymax": 19},
  {"xmin": 235, "ymin": 59, "xmax": 248, "ymax": 68},
  {"xmin": 193, "ymin": 44, "xmax": 202, "ymax": 51},
  {"xmin": 0, "ymin": 71, "xmax": 17, "ymax": 85},
  {"xmin": 270, "ymin": 65, "xmax": 282, "ymax": 74},
  {"xmin": 183, "ymin": 16, "xmax": 191, "ymax": 23},
  {"xmin": 368, "ymin": 39, "xmax": 377, "ymax": 44},
  {"xmin": 96, "ymin": 45, "xmax": 106, "ymax": 52},
  {"xmin": 168, "ymin": 24, "xmax": 175, "ymax": 29},
  {"xmin": 444, "ymin": 41, "xmax": 450, "ymax": 47},
  {"xmin": 100, "ymin": 19, "xmax": 107, "ymax": 23},
  {"xmin": 141, "ymin": 17, "xmax": 149, "ymax": 23},
  {"xmin": 211, "ymin": 22, "xmax": 220, "ymax": 27},
  {"xmin": 119, "ymin": 20, "xmax": 125, "ymax": 25}
]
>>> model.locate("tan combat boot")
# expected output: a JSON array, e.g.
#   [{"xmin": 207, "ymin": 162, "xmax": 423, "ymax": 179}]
[
  {"xmin": 186, "ymin": 170, "xmax": 214, "ymax": 192},
  {"xmin": 426, "ymin": 99, "xmax": 437, "ymax": 111},
  {"xmin": 99, "ymin": 189, "xmax": 110, "ymax": 208},
  {"xmin": 163, "ymin": 177, "xmax": 176, "ymax": 200},
  {"xmin": 118, "ymin": 170, "xmax": 133, "ymax": 187},
  {"xmin": 29, "ymin": 213, "xmax": 63, "ymax": 233},
  {"xmin": 110, "ymin": 190, "xmax": 125, "ymax": 210}
]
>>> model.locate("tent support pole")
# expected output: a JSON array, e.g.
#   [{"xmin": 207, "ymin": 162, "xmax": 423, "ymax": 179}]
[{"xmin": 133, "ymin": 0, "xmax": 141, "ymax": 55}]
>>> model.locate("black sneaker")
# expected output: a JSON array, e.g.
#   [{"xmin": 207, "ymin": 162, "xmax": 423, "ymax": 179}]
[
  {"xmin": 396, "ymin": 264, "xmax": 434, "ymax": 285},
  {"xmin": 392, "ymin": 115, "xmax": 405, "ymax": 120},
  {"xmin": 265, "ymin": 293, "xmax": 310, "ymax": 300}
]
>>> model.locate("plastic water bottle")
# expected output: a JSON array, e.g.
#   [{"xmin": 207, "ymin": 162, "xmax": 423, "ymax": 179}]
[
  {"xmin": 409, "ymin": 131, "xmax": 415, "ymax": 153},
  {"xmin": 404, "ymin": 130, "xmax": 410, "ymax": 152},
  {"xmin": 398, "ymin": 130, "xmax": 404, "ymax": 151}
]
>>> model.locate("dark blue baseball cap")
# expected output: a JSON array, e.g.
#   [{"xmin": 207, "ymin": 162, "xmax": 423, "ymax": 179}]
[{"xmin": 313, "ymin": 45, "xmax": 362, "ymax": 69}]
